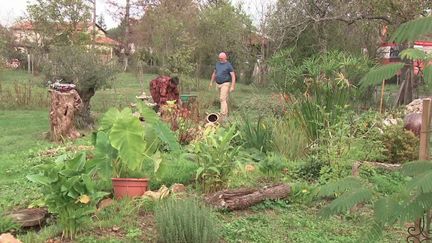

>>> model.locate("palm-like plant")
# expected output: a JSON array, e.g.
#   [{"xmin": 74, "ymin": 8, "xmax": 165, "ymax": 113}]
[
  {"xmin": 361, "ymin": 16, "xmax": 432, "ymax": 106},
  {"xmin": 318, "ymin": 161, "xmax": 432, "ymax": 241}
]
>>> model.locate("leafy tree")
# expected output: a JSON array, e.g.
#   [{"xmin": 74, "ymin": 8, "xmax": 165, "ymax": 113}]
[
  {"xmin": 26, "ymin": 0, "xmax": 92, "ymax": 48},
  {"xmin": 43, "ymin": 46, "xmax": 118, "ymax": 128},
  {"xmin": 267, "ymin": 0, "xmax": 430, "ymax": 60},
  {"xmin": 196, "ymin": 1, "xmax": 255, "ymax": 80}
]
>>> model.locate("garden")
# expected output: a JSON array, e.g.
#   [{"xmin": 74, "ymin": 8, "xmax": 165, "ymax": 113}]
[{"xmin": 1, "ymin": 1, "xmax": 432, "ymax": 243}]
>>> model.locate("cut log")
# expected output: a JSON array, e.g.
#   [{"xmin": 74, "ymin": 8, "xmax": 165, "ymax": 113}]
[
  {"xmin": 352, "ymin": 161, "xmax": 402, "ymax": 176},
  {"xmin": 205, "ymin": 184, "xmax": 291, "ymax": 211},
  {"xmin": 49, "ymin": 89, "xmax": 82, "ymax": 142}
]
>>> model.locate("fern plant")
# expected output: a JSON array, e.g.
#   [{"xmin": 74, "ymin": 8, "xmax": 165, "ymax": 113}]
[{"xmin": 318, "ymin": 160, "xmax": 432, "ymax": 241}]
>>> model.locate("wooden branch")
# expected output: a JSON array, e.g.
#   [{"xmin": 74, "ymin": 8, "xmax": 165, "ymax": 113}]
[
  {"xmin": 352, "ymin": 161, "xmax": 402, "ymax": 176},
  {"xmin": 205, "ymin": 184, "xmax": 291, "ymax": 211},
  {"xmin": 310, "ymin": 15, "xmax": 392, "ymax": 25}
]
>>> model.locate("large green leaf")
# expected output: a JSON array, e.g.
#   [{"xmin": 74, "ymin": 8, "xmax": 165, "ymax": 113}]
[
  {"xmin": 109, "ymin": 108, "xmax": 146, "ymax": 171},
  {"xmin": 99, "ymin": 108, "xmax": 121, "ymax": 131},
  {"xmin": 87, "ymin": 131, "xmax": 116, "ymax": 178},
  {"xmin": 26, "ymin": 174, "xmax": 54, "ymax": 186},
  {"xmin": 360, "ymin": 63, "xmax": 404, "ymax": 88},
  {"xmin": 391, "ymin": 16, "xmax": 432, "ymax": 43},
  {"xmin": 65, "ymin": 152, "xmax": 86, "ymax": 172},
  {"xmin": 138, "ymin": 102, "xmax": 181, "ymax": 151}
]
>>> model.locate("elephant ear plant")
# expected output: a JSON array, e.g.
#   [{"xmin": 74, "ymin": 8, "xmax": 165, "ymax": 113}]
[
  {"xmin": 89, "ymin": 102, "xmax": 181, "ymax": 187},
  {"xmin": 27, "ymin": 153, "xmax": 109, "ymax": 240}
]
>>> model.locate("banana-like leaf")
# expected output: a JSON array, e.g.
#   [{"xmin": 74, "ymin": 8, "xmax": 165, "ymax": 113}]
[
  {"xmin": 360, "ymin": 63, "xmax": 404, "ymax": 88},
  {"xmin": 399, "ymin": 48, "xmax": 427, "ymax": 61},
  {"xmin": 391, "ymin": 16, "xmax": 432, "ymax": 43},
  {"xmin": 109, "ymin": 108, "xmax": 146, "ymax": 171}
]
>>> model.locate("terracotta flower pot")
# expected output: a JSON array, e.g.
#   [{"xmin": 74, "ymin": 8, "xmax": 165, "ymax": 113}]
[{"xmin": 112, "ymin": 178, "xmax": 149, "ymax": 199}]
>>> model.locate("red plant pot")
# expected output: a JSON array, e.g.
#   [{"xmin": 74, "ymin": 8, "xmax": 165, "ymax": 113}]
[{"xmin": 112, "ymin": 178, "xmax": 149, "ymax": 199}]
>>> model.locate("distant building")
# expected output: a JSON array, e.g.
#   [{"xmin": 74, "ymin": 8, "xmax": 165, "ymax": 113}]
[{"xmin": 10, "ymin": 21, "xmax": 120, "ymax": 62}]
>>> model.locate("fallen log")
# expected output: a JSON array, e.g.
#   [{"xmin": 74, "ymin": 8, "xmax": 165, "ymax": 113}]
[
  {"xmin": 205, "ymin": 184, "xmax": 291, "ymax": 211},
  {"xmin": 352, "ymin": 161, "xmax": 402, "ymax": 176}
]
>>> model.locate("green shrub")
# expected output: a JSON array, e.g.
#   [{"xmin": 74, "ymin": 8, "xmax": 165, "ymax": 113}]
[
  {"xmin": 381, "ymin": 124, "xmax": 419, "ymax": 163},
  {"xmin": 150, "ymin": 152, "xmax": 198, "ymax": 190},
  {"xmin": 239, "ymin": 116, "xmax": 273, "ymax": 153},
  {"xmin": 272, "ymin": 116, "xmax": 308, "ymax": 160},
  {"xmin": 155, "ymin": 198, "xmax": 219, "ymax": 243},
  {"xmin": 258, "ymin": 152, "xmax": 287, "ymax": 177},
  {"xmin": 0, "ymin": 214, "xmax": 19, "ymax": 233},
  {"xmin": 27, "ymin": 153, "xmax": 108, "ymax": 239},
  {"xmin": 294, "ymin": 157, "xmax": 325, "ymax": 182},
  {"xmin": 189, "ymin": 125, "xmax": 240, "ymax": 192}
]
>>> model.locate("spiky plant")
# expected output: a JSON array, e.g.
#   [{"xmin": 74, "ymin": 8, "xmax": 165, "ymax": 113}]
[{"xmin": 318, "ymin": 160, "xmax": 432, "ymax": 241}]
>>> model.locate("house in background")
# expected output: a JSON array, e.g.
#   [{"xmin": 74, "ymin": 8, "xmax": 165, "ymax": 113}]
[{"xmin": 10, "ymin": 21, "xmax": 120, "ymax": 63}]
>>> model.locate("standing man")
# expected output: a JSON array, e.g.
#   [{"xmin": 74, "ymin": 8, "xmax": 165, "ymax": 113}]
[{"xmin": 209, "ymin": 52, "xmax": 236, "ymax": 119}]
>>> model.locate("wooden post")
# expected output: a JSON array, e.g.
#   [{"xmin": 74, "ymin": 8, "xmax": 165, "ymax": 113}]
[
  {"xmin": 412, "ymin": 98, "xmax": 431, "ymax": 242},
  {"xmin": 380, "ymin": 79, "xmax": 385, "ymax": 113}
]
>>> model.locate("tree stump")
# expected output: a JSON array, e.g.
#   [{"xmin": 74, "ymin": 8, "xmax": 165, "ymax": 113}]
[
  {"xmin": 49, "ymin": 89, "xmax": 82, "ymax": 142},
  {"xmin": 205, "ymin": 184, "xmax": 291, "ymax": 211}
]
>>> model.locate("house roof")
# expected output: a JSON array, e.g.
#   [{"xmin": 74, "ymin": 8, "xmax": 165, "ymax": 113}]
[
  {"xmin": 11, "ymin": 21, "xmax": 120, "ymax": 46},
  {"xmin": 95, "ymin": 36, "xmax": 120, "ymax": 46}
]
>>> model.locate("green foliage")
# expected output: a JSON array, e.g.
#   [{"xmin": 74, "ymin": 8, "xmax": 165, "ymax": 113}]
[
  {"xmin": 269, "ymin": 50, "xmax": 370, "ymax": 97},
  {"xmin": 138, "ymin": 103, "xmax": 181, "ymax": 152},
  {"xmin": 155, "ymin": 198, "xmax": 219, "ymax": 243},
  {"xmin": 270, "ymin": 51, "xmax": 371, "ymax": 141},
  {"xmin": 391, "ymin": 16, "xmax": 432, "ymax": 43},
  {"xmin": 271, "ymin": 116, "xmax": 308, "ymax": 160},
  {"xmin": 238, "ymin": 116, "xmax": 273, "ymax": 153},
  {"xmin": 27, "ymin": 0, "xmax": 92, "ymax": 47},
  {"xmin": 43, "ymin": 46, "xmax": 117, "ymax": 92},
  {"xmin": 258, "ymin": 152, "xmax": 286, "ymax": 177},
  {"xmin": 189, "ymin": 125, "xmax": 240, "ymax": 192},
  {"xmin": 0, "ymin": 213, "xmax": 19, "ymax": 233},
  {"xmin": 91, "ymin": 105, "xmax": 181, "ymax": 179},
  {"xmin": 294, "ymin": 157, "xmax": 325, "ymax": 182},
  {"xmin": 318, "ymin": 159, "xmax": 432, "ymax": 241},
  {"xmin": 27, "ymin": 153, "xmax": 108, "ymax": 239},
  {"xmin": 150, "ymin": 152, "xmax": 198, "ymax": 190},
  {"xmin": 381, "ymin": 124, "xmax": 419, "ymax": 163},
  {"xmin": 360, "ymin": 63, "xmax": 404, "ymax": 88}
]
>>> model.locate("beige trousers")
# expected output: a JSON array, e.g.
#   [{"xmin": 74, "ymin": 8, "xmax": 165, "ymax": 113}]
[{"xmin": 217, "ymin": 82, "xmax": 230, "ymax": 116}]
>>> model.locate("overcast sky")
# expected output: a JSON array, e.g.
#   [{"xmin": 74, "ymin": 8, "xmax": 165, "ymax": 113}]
[{"xmin": 0, "ymin": 0, "xmax": 275, "ymax": 28}]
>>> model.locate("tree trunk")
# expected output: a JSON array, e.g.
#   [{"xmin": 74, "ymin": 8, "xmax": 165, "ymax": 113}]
[
  {"xmin": 205, "ymin": 184, "xmax": 291, "ymax": 211},
  {"xmin": 49, "ymin": 89, "xmax": 82, "ymax": 142},
  {"xmin": 75, "ymin": 88, "xmax": 95, "ymax": 129},
  {"xmin": 122, "ymin": 0, "xmax": 131, "ymax": 72}
]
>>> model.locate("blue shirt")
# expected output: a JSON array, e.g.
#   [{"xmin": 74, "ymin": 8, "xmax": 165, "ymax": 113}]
[{"xmin": 215, "ymin": 62, "xmax": 234, "ymax": 84}]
